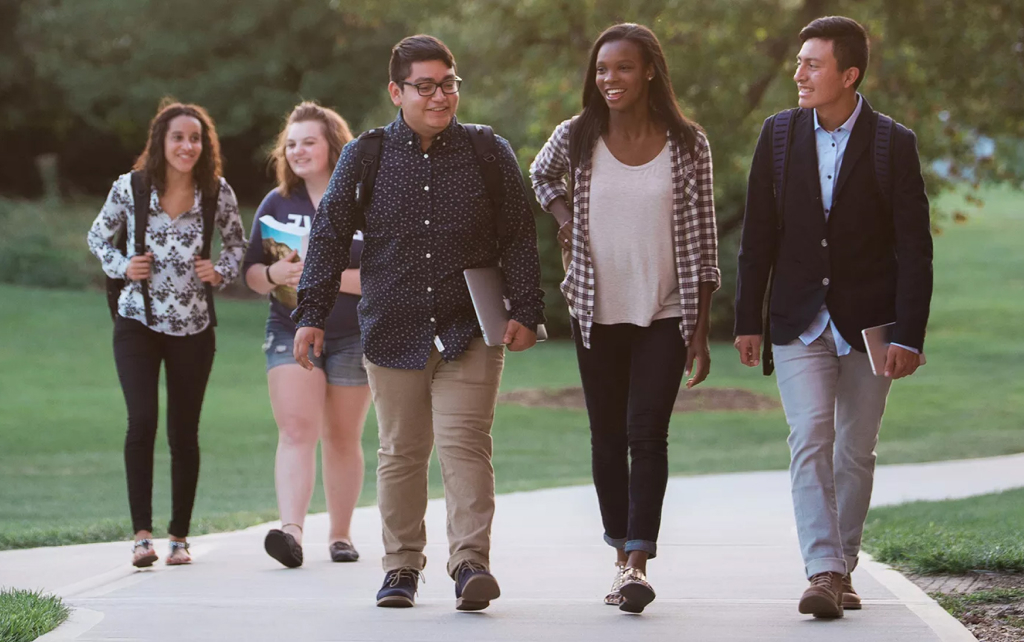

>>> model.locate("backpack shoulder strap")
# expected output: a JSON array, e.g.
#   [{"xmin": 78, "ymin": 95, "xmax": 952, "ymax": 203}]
[
  {"xmin": 129, "ymin": 171, "xmax": 154, "ymax": 325},
  {"xmin": 129, "ymin": 171, "xmax": 150, "ymax": 253},
  {"xmin": 770, "ymin": 108, "xmax": 799, "ymax": 230},
  {"xmin": 464, "ymin": 123, "xmax": 507, "ymax": 237},
  {"xmin": 199, "ymin": 185, "xmax": 219, "ymax": 260},
  {"xmin": 353, "ymin": 128, "xmax": 385, "ymax": 219},
  {"xmin": 873, "ymin": 112, "xmax": 895, "ymax": 212}
]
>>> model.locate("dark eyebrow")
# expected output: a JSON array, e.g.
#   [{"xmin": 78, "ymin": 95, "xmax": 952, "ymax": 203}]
[
  {"xmin": 411, "ymin": 74, "xmax": 455, "ymax": 83},
  {"xmin": 796, "ymin": 56, "xmax": 821, "ymax": 63}
]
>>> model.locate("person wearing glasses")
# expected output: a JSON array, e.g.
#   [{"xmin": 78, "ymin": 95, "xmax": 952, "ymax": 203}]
[{"xmin": 292, "ymin": 35, "xmax": 544, "ymax": 611}]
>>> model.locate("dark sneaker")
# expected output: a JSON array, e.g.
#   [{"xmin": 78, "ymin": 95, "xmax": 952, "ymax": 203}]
[
  {"xmin": 798, "ymin": 572, "xmax": 844, "ymax": 618},
  {"xmin": 454, "ymin": 561, "xmax": 501, "ymax": 611},
  {"xmin": 376, "ymin": 568, "xmax": 420, "ymax": 608},
  {"xmin": 842, "ymin": 573, "xmax": 862, "ymax": 610},
  {"xmin": 617, "ymin": 567, "xmax": 656, "ymax": 613}
]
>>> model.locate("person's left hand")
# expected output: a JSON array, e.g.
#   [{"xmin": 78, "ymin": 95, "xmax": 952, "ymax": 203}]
[
  {"xmin": 685, "ymin": 330, "xmax": 711, "ymax": 389},
  {"xmin": 884, "ymin": 344, "xmax": 920, "ymax": 379},
  {"xmin": 194, "ymin": 258, "xmax": 223, "ymax": 286},
  {"xmin": 503, "ymin": 319, "xmax": 537, "ymax": 352}
]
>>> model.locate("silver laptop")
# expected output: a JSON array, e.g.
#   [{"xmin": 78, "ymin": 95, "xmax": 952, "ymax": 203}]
[
  {"xmin": 463, "ymin": 266, "xmax": 547, "ymax": 347},
  {"xmin": 861, "ymin": 322, "xmax": 926, "ymax": 376}
]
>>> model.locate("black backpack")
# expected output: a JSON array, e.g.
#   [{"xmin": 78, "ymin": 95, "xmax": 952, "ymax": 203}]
[
  {"xmin": 105, "ymin": 171, "xmax": 220, "ymax": 327},
  {"xmin": 759, "ymin": 108, "xmax": 895, "ymax": 375},
  {"xmin": 351, "ymin": 123, "xmax": 506, "ymax": 234}
]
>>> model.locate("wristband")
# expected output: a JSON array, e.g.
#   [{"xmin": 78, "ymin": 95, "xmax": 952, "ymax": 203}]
[{"xmin": 265, "ymin": 264, "xmax": 277, "ymax": 285}]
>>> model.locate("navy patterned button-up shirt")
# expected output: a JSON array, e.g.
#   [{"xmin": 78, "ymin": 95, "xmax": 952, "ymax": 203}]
[{"xmin": 294, "ymin": 112, "xmax": 544, "ymax": 370}]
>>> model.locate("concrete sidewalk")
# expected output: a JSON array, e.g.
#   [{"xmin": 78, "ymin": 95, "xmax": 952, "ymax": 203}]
[{"xmin": 7, "ymin": 452, "xmax": 1024, "ymax": 641}]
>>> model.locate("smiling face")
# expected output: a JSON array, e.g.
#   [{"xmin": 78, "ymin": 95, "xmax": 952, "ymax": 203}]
[
  {"xmin": 284, "ymin": 120, "xmax": 330, "ymax": 183},
  {"xmin": 163, "ymin": 115, "xmax": 203, "ymax": 176},
  {"xmin": 595, "ymin": 39, "xmax": 653, "ymax": 114},
  {"xmin": 793, "ymin": 37, "xmax": 859, "ymax": 110},
  {"xmin": 388, "ymin": 59, "xmax": 459, "ymax": 140}
]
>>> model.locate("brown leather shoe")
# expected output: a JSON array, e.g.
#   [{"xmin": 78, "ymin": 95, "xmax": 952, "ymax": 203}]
[
  {"xmin": 842, "ymin": 574, "xmax": 862, "ymax": 610},
  {"xmin": 798, "ymin": 572, "xmax": 844, "ymax": 618}
]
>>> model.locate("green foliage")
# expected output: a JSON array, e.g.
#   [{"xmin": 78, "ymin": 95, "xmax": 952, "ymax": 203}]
[
  {"xmin": 864, "ymin": 488, "xmax": 1024, "ymax": 574},
  {"xmin": 0, "ymin": 589, "xmax": 70, "ymax": 642},
  {"xmin": 0, "ymin": 197, "xmax": 101, "ymax": 289}
]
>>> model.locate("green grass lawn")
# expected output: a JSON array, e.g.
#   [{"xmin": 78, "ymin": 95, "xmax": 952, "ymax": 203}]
[
  {"xmin": 864, "ymin": 488, "xmax": 1024, "ymax": 575},
  {"xmin": 1, "ymin": 186, "xmax": 1022, "ymax": 549},
  {"xmin": 0, "ymin": 589, "xmax": 69, "ymax": 642}
]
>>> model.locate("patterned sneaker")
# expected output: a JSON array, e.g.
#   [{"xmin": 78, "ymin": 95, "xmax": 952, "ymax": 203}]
[
  {"xmin": 604, "ymin": 563, "xmax": 627, "ymax": 606},
  {"xmin": 618, "ymin": 567, "xmax": 656, "ymax": 613},
  {"xmin": 454, "ymin": 561, "xmax": 501, "ymax": 611},
  {"xmin": 376, "ymin": 568, "xmax": 420, "ymax": 608}
]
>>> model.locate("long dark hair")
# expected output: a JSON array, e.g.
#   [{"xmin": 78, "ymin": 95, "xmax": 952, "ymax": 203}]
[
  {"xmin": 133, "ymin": 99, "xmax": 222, "ymax": 198},
  {"xmin": 570, "ymin": 23, "xmax": 702, "ymax": 168}
]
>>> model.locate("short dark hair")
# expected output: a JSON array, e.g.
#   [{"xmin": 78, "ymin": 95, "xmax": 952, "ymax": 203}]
[
  {"xmin": 389, "ymin": 35, "xmax": 456, "ymax": 84},
  {"xmin": 799, "ymin": 16, "xmax": 870, "ymax": 90}
]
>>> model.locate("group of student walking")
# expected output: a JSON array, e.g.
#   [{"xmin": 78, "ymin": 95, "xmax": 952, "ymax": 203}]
[{"xmin": 87, "ymin": 14, "xmax": 932, "ymax": 619}]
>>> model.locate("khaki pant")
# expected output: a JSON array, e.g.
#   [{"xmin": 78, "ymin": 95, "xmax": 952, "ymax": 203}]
[{"xmin": 366, "ymin": 339, "xmax": 504, "ymax": 577}]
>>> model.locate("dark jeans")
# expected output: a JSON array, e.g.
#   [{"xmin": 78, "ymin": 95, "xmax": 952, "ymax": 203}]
[
  {"xmin": 572, "ymin": 317, "xmax": 687, "ymax": 559},
  {"xmin": 113, "ymin": 316, "xmax": 215, "ymax": 538}
]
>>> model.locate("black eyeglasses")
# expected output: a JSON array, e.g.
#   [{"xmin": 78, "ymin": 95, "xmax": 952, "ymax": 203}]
[{"xmin": 400, "ymin": 77, "xmax": 462, "ymax": 97}]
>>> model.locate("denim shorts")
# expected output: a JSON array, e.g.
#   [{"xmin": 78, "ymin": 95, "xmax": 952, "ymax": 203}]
[{"xmin": 263, "ymin": 320, "xmax": 367, "ymax": 387}]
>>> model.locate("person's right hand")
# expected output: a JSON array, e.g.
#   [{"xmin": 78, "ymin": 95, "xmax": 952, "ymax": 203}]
[
  {"xmin": 556, "ymin": 220, "xmax": 573, "ymax": 251},
  {"xmin": 734, "ymin": 334, "xmax": 762, "ymax": 367},
  {"xmin": 293, "ymin": 326, "xmax": 324, "ymax": 370},
  {"xmin": 269, "ymin": 250, "xmax": 303, "ymax": 287},
  {"xmin": 125, "ymin": 253, "xmax": 154, "ymax": 281}
]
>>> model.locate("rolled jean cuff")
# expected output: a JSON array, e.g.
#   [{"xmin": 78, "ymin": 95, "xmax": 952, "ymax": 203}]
[
  {"xmin": 604, "ymin": 533, "xmax": 627, "ymax": 550},
  {"xmin": 845, "ymin": 554, "xmax": 859, "ymax": 574},
  {"xmin": 625, "ymin": 539, "xmax": 657, "ymax": 559},
  {"xmin": 805, "ymin": 557, "xmax": 847, "ymax": 579}
]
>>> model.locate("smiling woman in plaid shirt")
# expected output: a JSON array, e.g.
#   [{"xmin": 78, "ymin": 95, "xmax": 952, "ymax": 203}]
[{"xmin": 530, "ymin": 23, "xmax": 720, "ymax": 614}]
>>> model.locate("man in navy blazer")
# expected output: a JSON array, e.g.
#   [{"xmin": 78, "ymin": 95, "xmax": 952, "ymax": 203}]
[{"xmin": 734, "ymin": 16, "xmax": 932, "ymax": 619}]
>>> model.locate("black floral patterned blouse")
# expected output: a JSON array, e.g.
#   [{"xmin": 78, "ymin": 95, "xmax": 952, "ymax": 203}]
[{"xmin": 87, "ymin": 173, "xmax": 246, "ymax": 336}]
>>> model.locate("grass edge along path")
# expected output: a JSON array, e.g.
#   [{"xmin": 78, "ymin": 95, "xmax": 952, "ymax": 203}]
[{"xmin": 0, "ymin": 588, "xmax": 70, "ymax": 642}]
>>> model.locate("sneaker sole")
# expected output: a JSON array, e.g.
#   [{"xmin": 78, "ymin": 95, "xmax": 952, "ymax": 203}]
[
  {"xmin": 618, "ymin": 582, "xmax": 655, "ymax": 614},
  {"xmin": 456, "ymin": 574, "xmax": 501, "ymax": 611},
  {"xmin": 376, "ymin": 595, "xmax": 415, "ymax": 608},
  {"xmin": 798, "ymin": 594, "xmax": 844, "ymax": 618}
]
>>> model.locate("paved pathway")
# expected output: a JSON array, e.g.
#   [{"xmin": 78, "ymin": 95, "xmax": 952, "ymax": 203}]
[{"xmin": 6, "ymin": 452, "xmax": 1024, "ymax": 641}]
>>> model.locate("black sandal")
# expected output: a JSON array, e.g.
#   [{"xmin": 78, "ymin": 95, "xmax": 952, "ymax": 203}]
[
  {"xmin": 329, "ymin": 540, "xmax": 360, "ymax": 563},
  {"xmin": 265, "ymin": 524, "xmax": 303, "ymax": 568}
]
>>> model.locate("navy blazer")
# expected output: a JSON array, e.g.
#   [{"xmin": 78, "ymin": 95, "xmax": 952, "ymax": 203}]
[{"xmin": 734, "ymin": 97, "xmax": 933, "ymax": 352}]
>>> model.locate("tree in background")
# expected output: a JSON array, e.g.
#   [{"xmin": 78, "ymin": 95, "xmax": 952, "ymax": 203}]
[{"xmin": 6, "ymin": 0, "xmax": 1023, "ymax": 334}]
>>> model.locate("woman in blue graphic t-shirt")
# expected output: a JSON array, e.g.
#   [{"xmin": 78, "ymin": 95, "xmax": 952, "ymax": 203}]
[{"xmin": 243, "ymin": 102, "xmax": 369, "ymax": 568}]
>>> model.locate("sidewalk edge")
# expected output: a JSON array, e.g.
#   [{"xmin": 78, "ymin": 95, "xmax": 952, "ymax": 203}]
[{"xmin": 860, "ymin": 553, "xmax": 978, "ymax": 642}]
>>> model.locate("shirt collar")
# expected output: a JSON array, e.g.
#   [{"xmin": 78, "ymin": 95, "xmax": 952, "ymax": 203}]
[
  {"xmin": 813, "ymin": 93, "xmax": 863, "ymax": 134},
  {"xmin": 392, "ymin": 110, "xmax": 460, "ymax": 149}
]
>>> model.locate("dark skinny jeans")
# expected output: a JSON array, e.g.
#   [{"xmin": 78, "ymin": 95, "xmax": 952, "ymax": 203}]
[
  {"xmin": 113, "ymin": 316, "xmax": 215, "ymax": 538},
  {"xmin": 572, "ymin": 317, "xmax": 687, "ymax": 558}
]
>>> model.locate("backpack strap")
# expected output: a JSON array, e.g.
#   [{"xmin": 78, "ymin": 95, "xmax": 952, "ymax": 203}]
[
  {"xmin": 873, "ymin": 112, "xmax": 895, "ymax": 213},
  {"xmin": 129, "ymin": 171, "xmax": 154, "ymax": 326},
  {"xmin": 771, "ymin": 108, "xmax": 799, "ymax": 231},
  {"xmin": 463, "ymin": 123, "xmax": 506, "ymax": 238},
  {"xmin": 762, "ymin": 108, "xmax": 799, "ymax": 376},
  {"xmin": 352, "ymin": 128, "xmax": 385, "ymax": 229},
  {"xmin": 199, "ymin": 185, "xmax": 220, "ymax": 327}
]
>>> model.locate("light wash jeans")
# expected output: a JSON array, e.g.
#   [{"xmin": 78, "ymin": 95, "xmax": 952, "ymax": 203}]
[{"xmin": 774, "ymin": 332, "xmax": 892, "ymax": 578}]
